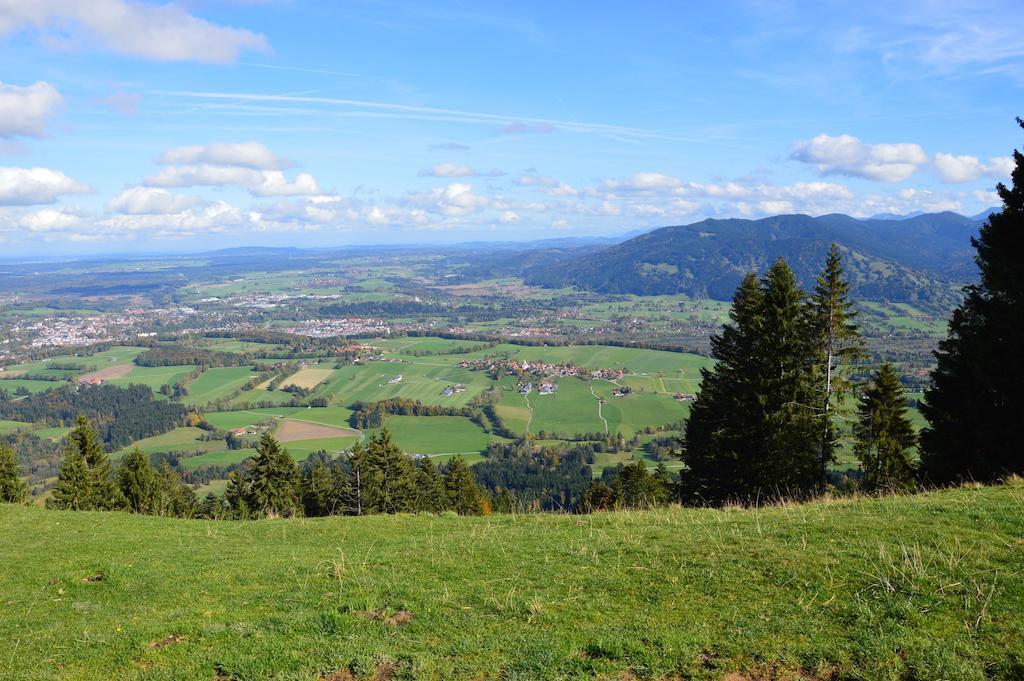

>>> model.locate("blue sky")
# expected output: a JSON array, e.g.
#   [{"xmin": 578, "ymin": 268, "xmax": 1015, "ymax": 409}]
[{"xmin": 0, "ymin": 0, "xmax": 1021, "ymax": 255}]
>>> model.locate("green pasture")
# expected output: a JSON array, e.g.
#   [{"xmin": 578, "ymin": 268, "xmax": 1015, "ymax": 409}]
[
  {"xmin": 371, "ymin": 415, "xmax": 490, "ymax": 455},
  {"xmin": 183, "ymin": 367, "xmax": 256, "ymax": 406}
]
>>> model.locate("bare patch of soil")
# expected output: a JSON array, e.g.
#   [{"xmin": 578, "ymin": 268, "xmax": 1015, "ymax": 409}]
[
  {"xmin": 276, "ymin": 418, "xmax": 357, "ymax": 442},
  {"xmin": 79, "ymin": 364, "xmax": 134, "ymax": 382},
  {"xmin": 148, "ymin": 634, "xmax": 187, "ymax": 649},
  {"xmin": 355, "ymin": 609, "xmax": 415, "ymax": 626}
]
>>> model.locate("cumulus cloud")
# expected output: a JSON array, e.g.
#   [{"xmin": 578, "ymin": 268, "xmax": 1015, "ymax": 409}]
[
  {"xmin": 17, "ymin": 206, "xmax": 84, "ymax": 232},
  {"xmin": 0, "ymin": 81, "xmax": 62, "ymax": 139},
  {"xmin": 106, "ymin": 186, "xmax": 203, "ymax": 214},
  {"xmin": 418, "ymin": 163, "xmax": 504, "ymax": 178},
  {"xmin": 932, "ymin": 153, "xmax": 1015, "ymax": 183},
  {"xmin": 145, "ymin": 165, "xmax": 321, "ymax": 197},
  {"xmin": 159, "ymin": 141, "xmax": 291, "ymax": 170},
  {"xmin": 791, "ymin": 134, "xmax": 928, "ymax": 182},
  {"xmin": 0, "ymin": 0, "xmax": 268, "ymax": 64},
  {"xmin": 406, "ymin": 182, "xmax": 488, "ymax": 217},
  {"xmin": 90, "ymin": 201, "xmax": 247, "ymax": 238},
  {"xmin": 0, "ymin": 167, "xmax": 91, "ymax": 205}
]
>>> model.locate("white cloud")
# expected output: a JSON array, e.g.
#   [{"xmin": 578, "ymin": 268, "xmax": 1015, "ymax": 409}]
[
  {"xmin": 17, "ymin": 206, "xmax": 82, "ymax": 232},
  {"xmin": 498, "ymin": 210, "xmax": 519, "ymax": 223},
  {"xmin": 418, "ymin": 163, "xmax": 504, "ymax": 178},
  {"xmin": 0, "ymin": 167, "xmax": 91, "ymax": 205},
  {"xmin": 159, "ymin": 142, "xmax": 290, "ymax": 170},
  {"xmin": 933, "ymin": 153, "xmax": 1016, "ymax": 183},
  {"xmin": 604, "ymin": 172, "xmax": 684, "ymax": 191},
  {"xmin": 973, "ymin": 189, "xmax": 1001, "ymax": 205},
  {"xmin": 0, "ymin": 0, "xmax": 268, "ymax": 64},
  {"xmin": 405, "ymin": 182, "xmax": 488, "ymax": 217},
  {"xmin": 0, "ymin": 81, "xmax": 62, "ymax": 139},
  {"xmin": 106, "ymin": 186, "xmax": 203, "ymax": 214},
  {"xmin": 145, "ymin": 165, "xmax": 321, "ymax": 197},
  {"xmin": 791, "ymin": 134, "xmax": 928, "ymax": 182},
  {"xmin": 94, "ymin": 201, "xmax": 247, "ymax": 237}
]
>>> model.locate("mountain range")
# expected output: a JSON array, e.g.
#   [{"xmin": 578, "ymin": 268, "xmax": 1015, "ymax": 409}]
[{"xmin": 513, "ymin": 211, "xmax": 992, "ymax": 309}]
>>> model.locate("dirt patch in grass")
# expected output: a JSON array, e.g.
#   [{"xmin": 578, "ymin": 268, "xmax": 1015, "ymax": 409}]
[
  {"xmin": 275, "ymin": 418, "xmax": 356, "ymax": 442},
  {"xmin": 355, "ymin": 610, "xmax": 414, "ymax": 626},
  {"xmin": 148, "ymin": 634, "xmax": 187, "ymax": 649},
  {"xmin": 81, "ymin": 572, "xmax": 104, "ymax": 583},
  {"xmin": 79, "ymin": 364, "xmax": 134, "ymax": 382},
  {"xmin": 320, "ymin": 670, "xmax": 356, "ymax": 681}
]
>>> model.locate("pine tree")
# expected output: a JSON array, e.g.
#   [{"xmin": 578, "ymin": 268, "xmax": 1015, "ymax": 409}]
[
  {"xmin": 224, "ymin": 470, "xmax": 251, "ymax": 519},
  {"xmin": 301, "ymin": 458, "xmax": 335, "ymax": 516},
  {"xmin": 47, "ymin": 443, "xmax": 90, "ymax": 510},
  {"xmin": 683, "ymin": 260, "xmax": 822, "ymax": 504},
  {"xmin": 855, "ymin": 363, "xmax": 917, "ymax": 491},
  {"xmin": 246, "ymin": 433, "xmax": 302, "ymax": 517},
  {"xmin": 414, "ymin": 456, "xmax": 450, "ymax": 513},
  {"xmin": 117, "ymin": 448, "xmax": 158, "ymax": 514},
  {"xmin": 49, "ymin": 415, "xmax": 122, "ymax": 510},
  {"xmin": 444, "ymin": 455, "xmax": 484, "ymax": 515},
  {"xmin": 155, "ymin": 462, "xmax": 195, "ymax": 518},
  {"xmin": 922, "ymin": 119, "xmax": 1024, "ymax": 483},
  {"xmin": 370, "ymin": 429, "xmax": 417, "ymax": 514},
  {"xmin": 683, "ymin": 273, "xmax": 764, "ymax": 502},
  {"xmin": 346, "ymin": 441, "xmax": 382, "ymax": 515},
  {"xmin": 808, "ymin": 244, "xmax": 864, "ymax": 485},
  {"xmin": 759, "ymin": 259, "xmax": 820, "ymax": 495},
  {"xmin": 0, "ymin": 444, "xmax": 28, "ymax": 503}
]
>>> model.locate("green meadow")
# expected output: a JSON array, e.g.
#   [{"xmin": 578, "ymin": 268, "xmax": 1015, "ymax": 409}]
[{"xmin": 1, "ymin": 482, "xmax": 1021, "ymax": 680}]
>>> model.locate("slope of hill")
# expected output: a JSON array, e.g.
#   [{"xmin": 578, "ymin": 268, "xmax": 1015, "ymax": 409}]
[
  {"xmin": 524, "ymin": 212, "xmax": 984, "ymax": 307},
  {"xmin": 2, "ymin": 481, "xmax": 1022, "ymax": 679}
]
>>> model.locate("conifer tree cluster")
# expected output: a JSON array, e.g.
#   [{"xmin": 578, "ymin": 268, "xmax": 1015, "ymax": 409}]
[
  {"xmin": 222, "ymin": 429, "xmax": 487, "ymax": 519},
  {"xmin": 584, "ymin": 461, "xmax": 673, "ymax": 510},
  {"xmin": 921, "ymin": 119, "xmax": 1024, "ymax": 483},
  {"xmin": 46, "ymin": 415, "xmax": 194, "ymax": 515},
  {"xmin": 682, "ymin": 251, "xmax": 862, "ymax": 504}
]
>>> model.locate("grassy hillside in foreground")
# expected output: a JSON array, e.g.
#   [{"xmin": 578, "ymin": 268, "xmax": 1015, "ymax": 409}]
[{"xmin": 1, "ymin": 483, "xmax": 1023, "ymax": 681}]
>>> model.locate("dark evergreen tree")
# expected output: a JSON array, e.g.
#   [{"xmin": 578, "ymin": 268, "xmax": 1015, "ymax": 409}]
[
  {"xmin": 808, "ymin": 243, "xmax": 864, "ymax": 484},
  {"xmin": 301, "ymin": 458, "xmax": 335, "ymax": 516},
  {"xmin": 583, "ymin": 480, "xmax": 615, "ymax": 511},
  {"xmin": 444, "ymin": 455, "xmax": 485, "ymax": 515},
  {"xmin": 682, "ymin": 259, "xmax": 821, "ymax": 504},
  {"xmin": 47, "ymin": 441, "xmax": 91, "ymax": 510},
  {"xmin": 683, "ymin": 273, "xmax": 764, "ymax": 503},
  {"xmin": 245, "ymin": 433, "xmax": 302, "ymax": 517},
  {"xmin": 0, "ymin": 444, "xmax": 28, "ymax": 503},
  {"xmin": 413, "ymin": 456, "xmax": 450, "ymax": 513},
  {"xmin": 117, "ymin": 448, "xmax": 159, "ymax": 514},
  {"xmin": 155, "ymin": 462, "xmax": 196, "ymax": 518},
  {"xmin": 48, "ymin": 415, "xmax": 122, "ymax": 510},
  {"xmin": 371, "ymin": 429, "xmax": 418, "ymax": 514},
  {"xmin": 922, "ymin": 119, "xmax": 1024, "ymax": 483},
  {"xmin": 855, "ymin": 363, "xmax": 917, "ymax": 491},
  {"xmin": 759, "ymin": 259, "xmax": 820, "ymax": 494},
  {"xmin": 346, "ymin": 441, "xmax": 382, "ymax": 515},
  {"xmin": 224, "ymin": 470, "xmax": 251, "ymax": 519}
]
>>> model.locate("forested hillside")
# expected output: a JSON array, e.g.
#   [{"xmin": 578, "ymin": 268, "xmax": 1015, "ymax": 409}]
[{"xmin": 524, "ymin": 212, "xmax": 982, "ymax": 307}]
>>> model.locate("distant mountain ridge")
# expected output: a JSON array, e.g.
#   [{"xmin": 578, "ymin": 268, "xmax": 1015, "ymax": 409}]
[{"xmin": 520, "ymin": 211, "xmax": 988, "ymax": 309}]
